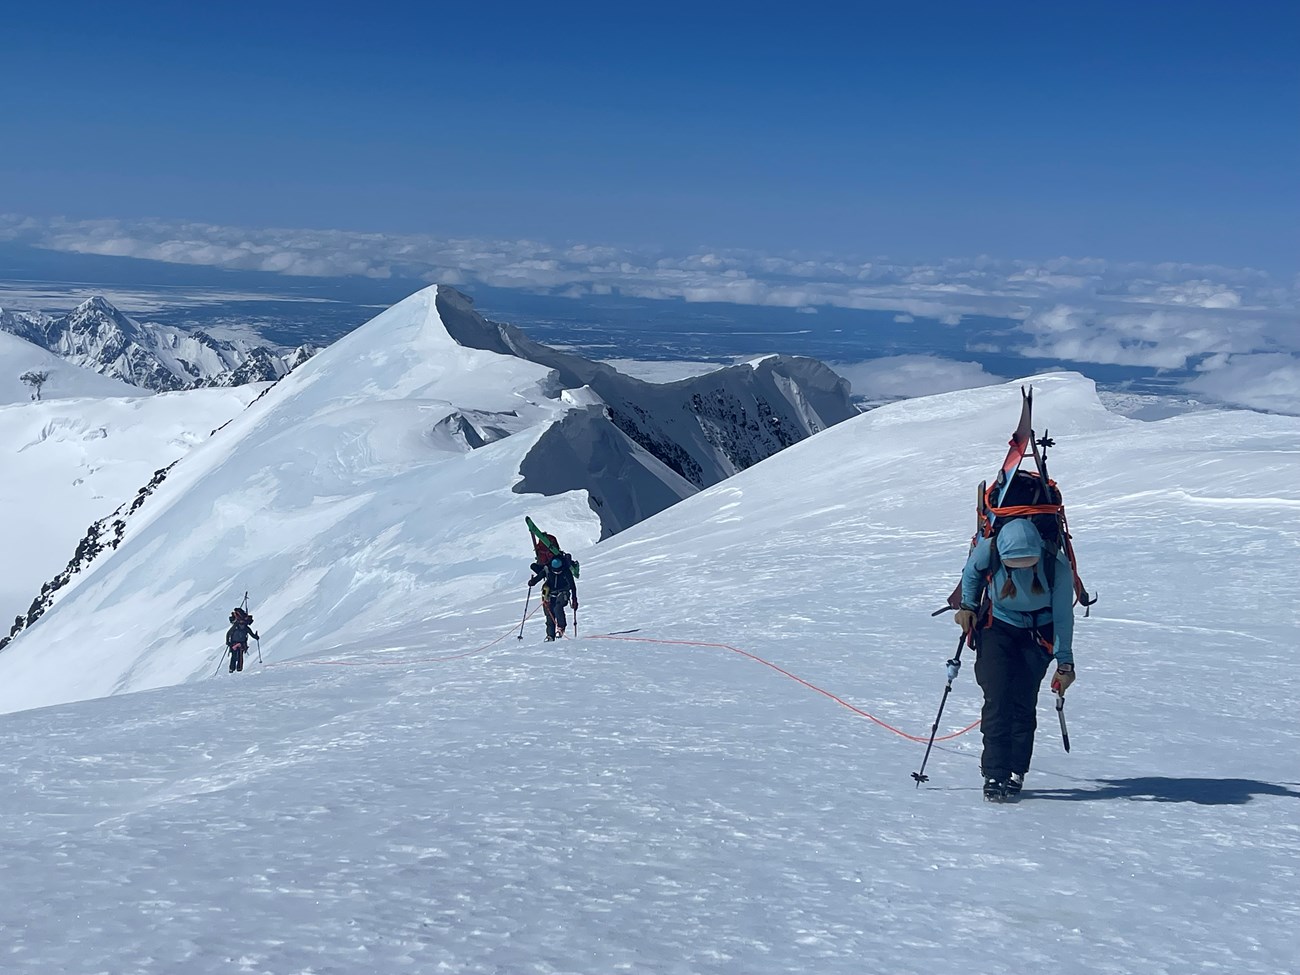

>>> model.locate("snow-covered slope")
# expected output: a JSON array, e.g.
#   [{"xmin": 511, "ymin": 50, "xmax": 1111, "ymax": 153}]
[
  {"xmin": 0, "ymin": 372, "xmax": 1296, "ymax": 974},
  {"xmin": 1, "ymin": 296, "xmax": 313, "ymax": 390},
  {"xmin": 0, "ymin": 328, "xmax": 145, "ymax": 404},
  {"xmin": 0, "ymin": 284, "xmax": 856, "ymax": 699},
  {"xmin": 0, "ymin": 383, "xmax": 266, "ymax": 623},
  {"xmin": 0, "ymin": 287, "xmax": 608, "ymax": 705}
]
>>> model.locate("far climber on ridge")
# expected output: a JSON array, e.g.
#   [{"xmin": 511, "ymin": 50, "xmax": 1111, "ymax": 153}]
[{"xmin": 225, "ymin": 607, "xmax": 259, "ymax": 673}]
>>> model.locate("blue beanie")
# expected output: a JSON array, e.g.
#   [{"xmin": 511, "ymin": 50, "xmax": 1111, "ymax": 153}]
[{"xmin": 551, "ymin": 556, "xmax": 564, "ymax": 569}]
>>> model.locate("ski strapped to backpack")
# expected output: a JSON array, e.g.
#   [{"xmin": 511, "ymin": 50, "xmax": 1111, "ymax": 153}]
[
  {"xmin": 936, "ymin": 386, "xmax": 1096, "ymax": 621},
  {"xmin": 525, "ymin": 515, "xmax": 580, "ymax": 578}
]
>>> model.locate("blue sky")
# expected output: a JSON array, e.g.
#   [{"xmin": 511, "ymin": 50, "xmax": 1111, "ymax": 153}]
[{"xmin": 2, "ymin": 1, "xmax": 1297, "ymax": 273}]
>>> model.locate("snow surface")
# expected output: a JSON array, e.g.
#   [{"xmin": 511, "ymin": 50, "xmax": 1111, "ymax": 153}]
[
  {"xmin": 598, "ymin": 358, "xmax": 728, "ymax": 383},
  {"xmin": 1, "ymin": 371, "xmax": 1298, "ymax": 973}
]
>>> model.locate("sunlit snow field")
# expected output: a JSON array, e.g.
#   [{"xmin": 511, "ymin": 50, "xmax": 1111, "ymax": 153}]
[{"xmin": 2, "ymin": 363, "xmax": 1297, "ymax": 973}]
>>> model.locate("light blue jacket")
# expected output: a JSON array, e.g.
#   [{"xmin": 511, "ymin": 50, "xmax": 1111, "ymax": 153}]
[{"xmin": 959, "ymin": 519, "xmax": 1075, "ymax": 665}]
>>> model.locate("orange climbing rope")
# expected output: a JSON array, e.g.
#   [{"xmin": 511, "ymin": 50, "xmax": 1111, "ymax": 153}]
[
  {"xmin": 587, "ymin": 632, "xmax": 981, "ymax": 744},
  {"xmin": 268, "ymin": 610, "xmax": 980, "ymax": 744}
]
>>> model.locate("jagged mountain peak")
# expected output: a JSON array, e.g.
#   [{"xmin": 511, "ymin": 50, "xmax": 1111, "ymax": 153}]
[
  {"xmin": 0, "ymin": 294, "xmax": 312, "ymax": 392},
  {"xmin": 65, "ymin": 295, "xmax": 142, "ymax": 332},
  {"xmin": 73, "ymin": 295, "xmax": 123, "ymax": 314}
]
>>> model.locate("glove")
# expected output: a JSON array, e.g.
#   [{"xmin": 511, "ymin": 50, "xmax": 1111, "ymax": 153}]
[
  {"xmin": 251, "ymin": 632, "xmax": 260, "ymax": 641},
  {"xmin": 1051, "ymin": 663, "xmax": 1076, "ymax": 694},
  {"xmin": 570, "ymin": 597, "xmax": 578, "ymax": 610},
  {"xmin": 528, "ymin": 575, "xmax": 541, "ymax": 587},
  {"xmin": 953, "ymin": 608, "xmax": 976, "ymax": 634}
]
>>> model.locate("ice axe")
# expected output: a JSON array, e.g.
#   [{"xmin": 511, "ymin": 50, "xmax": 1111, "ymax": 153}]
[{"xmin": 1056, "ymin": 691, "xmax": 1071, "ymax": 752}]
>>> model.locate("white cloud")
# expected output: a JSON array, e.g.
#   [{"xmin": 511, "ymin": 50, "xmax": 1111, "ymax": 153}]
[
  {"xmin": 2, "ymin": 215, "xmax": 1296, "ymax": 405},
  {"xmin": 1185, "ymin": 353, "xmax": 1300, "ymax": 414},
  {"xmin": 1017, "ymin": 303, "xmax": 1282, "ymax": 370},
  {"xmin": 832, "ymin": 355, "xmax": 1005, "ymax": 401}
]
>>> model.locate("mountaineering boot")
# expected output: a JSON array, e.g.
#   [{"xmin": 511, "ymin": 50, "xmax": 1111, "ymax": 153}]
[
  {"xmin": 544, "ymin": 635, "xmax": 555, "ymax": 642},
  {"xmin": 983, "ymin": 776, "xmax": 1011, "ymax": 802},
  {"xmin": 1006, "ymin": 772, "xmax": 1025, "ymax": 796},
  {"xmin": 556, "ymin": 628, "xmax": 565, "ymax": 639}
]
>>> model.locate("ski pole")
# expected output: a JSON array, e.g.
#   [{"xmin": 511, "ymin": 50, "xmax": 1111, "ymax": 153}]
[
  {"xmin": 213, "ymin": 646, "xmax": 229, "ymax": 677},
  {"xmin": 1056, "ymin": 692, "xmax": 1071, "ymax": 752},
  {"xmin": 255, "ymin": 635, "xmax": 263, "ymax": 665},
  {"xmin": 574, "ymin": 604, "xmax": 579, "ymax": 638},
  {"xmin": 912, "ymin": 632, "xmax": 968, "ymax": 786},
  {"xmin": 517, "ymin": 585, "xmax": 533, "ymax": 640}
]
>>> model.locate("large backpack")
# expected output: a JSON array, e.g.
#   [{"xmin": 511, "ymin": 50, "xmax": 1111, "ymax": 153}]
[
  {"xmin": 533, "ymin": 533, "xmax": 560, "ymax": 565},
  {"xmin": 534, "ymin": 538, "xmax": 581, "ymax": 580},
  {"xmin": 984, "ymin": 470, "xmax": 1065, "ymax": 591},
  {"xmin": 944, "ymin": 469, "xmax": 1091, "ymax": 614},
  {"xmin": 528, "ymin": 518, "xmax": 580, "ymax": 578}
]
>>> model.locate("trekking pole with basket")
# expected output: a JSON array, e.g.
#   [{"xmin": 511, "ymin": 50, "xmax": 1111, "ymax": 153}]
[
  {"xmin": 517, "ymin": 585, "xmax": 533, "ymax": 640},
  {"xmin": 912, "ymin": 632, "xmax": 969, "ymax": 786}
]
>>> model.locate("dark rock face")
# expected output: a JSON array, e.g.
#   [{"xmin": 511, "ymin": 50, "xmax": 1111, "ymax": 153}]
[{"xmin": 435, "ymin": 285, "xmax": 856, "ymax": 496}]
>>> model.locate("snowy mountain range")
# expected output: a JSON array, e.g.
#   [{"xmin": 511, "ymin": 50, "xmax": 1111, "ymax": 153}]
[
  {"xmin": 0, "ymin": 327, "xmax": 146, "ymax": 405},
  {"xmin": 0, "ymin": 284, "xmax": 854, "ymax": 670},
  {"xmin": 0, "ymin": 350, "xmax": 1296, "ymax": 973},
  {"xmin": 0, "ymin": 295, "xmax": 317, "ymax": 391}
]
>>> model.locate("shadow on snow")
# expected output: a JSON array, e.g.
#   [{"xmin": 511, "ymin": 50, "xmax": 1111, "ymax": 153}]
[{"xmin": 1031, "ymin": 777, "xmax": 1300, "ymax": 805}]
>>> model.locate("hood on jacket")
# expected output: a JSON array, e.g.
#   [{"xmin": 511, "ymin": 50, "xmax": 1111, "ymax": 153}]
[{"xmin": 996, "ymin": 518, "xmax": 1044, "ymax": 566}]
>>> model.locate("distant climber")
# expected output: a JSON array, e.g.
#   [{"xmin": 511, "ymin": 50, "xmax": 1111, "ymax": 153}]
[
  {"xmin": 528, "ymin": 552, "xmax": 578, "ymax": 641},
  {"xmin": 225, "ymin": 607, "xmax": 259, "ymax": 673}
]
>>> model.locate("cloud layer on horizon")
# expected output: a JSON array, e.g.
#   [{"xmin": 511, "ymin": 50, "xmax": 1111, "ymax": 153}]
[
  {"xmin": 832, "ymin": 355, "xmax": 1006, "ymax": 402},
  {"xmin": 2, "ymin": 214, "xmax": 1297, "ymax": 414}
]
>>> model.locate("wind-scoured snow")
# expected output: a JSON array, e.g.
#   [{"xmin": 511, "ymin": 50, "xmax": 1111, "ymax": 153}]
[{"xmin": 0, "ymin": 371, "xmax": 1297, "ymax": 974}]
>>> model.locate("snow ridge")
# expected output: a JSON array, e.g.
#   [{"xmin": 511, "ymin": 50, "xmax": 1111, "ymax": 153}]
[
  {"xmin": 436, "ymin": 287, "xmax": 857, "ymax": 492},
  {"xmin": 0, "ymin": 284, "xmax": 859, "ymax": 711}
]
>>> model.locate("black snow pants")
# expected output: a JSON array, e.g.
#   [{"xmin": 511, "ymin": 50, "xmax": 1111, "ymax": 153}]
[
  {"xmin": 543, "ymin": 587, "xmax": 570, "ymax": 639},
  {"xmin": 974, "ymin": 617, "xmax": 1053, "ymax": 780},
  {"xmin": 228, "ymin": 642, "xmax": 246, "ymax": 673}
]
